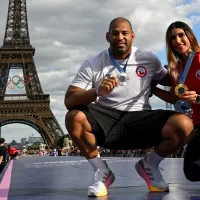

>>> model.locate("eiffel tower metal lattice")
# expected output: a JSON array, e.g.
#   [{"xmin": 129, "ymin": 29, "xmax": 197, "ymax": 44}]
[{"xmin": 0, "ymin": 0, "xmax": 65, "ymax": 148}]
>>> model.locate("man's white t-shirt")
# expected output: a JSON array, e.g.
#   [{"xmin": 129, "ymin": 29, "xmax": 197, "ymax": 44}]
[{"xmin": 71, "ymin": 46, "xmax": 167, "ymax": 111}]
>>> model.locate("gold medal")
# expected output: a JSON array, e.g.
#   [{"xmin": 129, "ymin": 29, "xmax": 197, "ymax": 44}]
[{"xmin": 175, "ymin": 84, "xmax": 188, "ymax": 97}]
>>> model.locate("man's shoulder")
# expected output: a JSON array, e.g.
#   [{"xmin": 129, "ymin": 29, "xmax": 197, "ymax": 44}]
[
  {"xmin": 134, "ymin": 47, "xmax": 157, "ymax": 58},
  {"xmin": 86, "ymin": 49, "xmax": 108, "ymax": 63},
  {"xmin": 133, "ymin": 48, "xmax": 159, "ymax": 63}
]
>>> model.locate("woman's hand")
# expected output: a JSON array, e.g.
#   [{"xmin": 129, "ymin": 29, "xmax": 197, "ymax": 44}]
[{"xmin": 180, "ymin": 91, "xmax": 197, "ymax": 104}]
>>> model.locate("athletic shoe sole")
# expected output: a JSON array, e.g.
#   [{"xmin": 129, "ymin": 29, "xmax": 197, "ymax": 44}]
[
  {"xmin": 135, "ymin": 160, "xmax": 169, "ymax": 192},
  {"xmin": 88, "ymin": 171, "xmax": 115, "ymax": 197}
]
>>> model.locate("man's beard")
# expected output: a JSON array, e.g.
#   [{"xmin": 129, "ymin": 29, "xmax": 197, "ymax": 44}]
[
  {"xmin": 111, "ymin": 45, "xmax": 130, "ymax": 58},
  {"xmin": 114, "ymin": 48, "xmax": 125, "ymax": 56}
]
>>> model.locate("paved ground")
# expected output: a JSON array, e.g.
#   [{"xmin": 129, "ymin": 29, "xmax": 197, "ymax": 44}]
[{"xmin": 0, "ymin": 156, "xmax": 200, "ymax": 200}]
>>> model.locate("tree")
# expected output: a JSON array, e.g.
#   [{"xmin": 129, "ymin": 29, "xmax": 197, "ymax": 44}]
[{"xmin": 57, "ymin": 134, "xmax": 71, "ymax": 148}]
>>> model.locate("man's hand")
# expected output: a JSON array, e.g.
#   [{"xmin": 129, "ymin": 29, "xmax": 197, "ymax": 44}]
[
  {"xmin": 180, "ymin": 91, "xmax": 198, "ymax": 104},
  {"xmin": 97, "ymin": 76, "xmax": 118, "ymax": 97}
]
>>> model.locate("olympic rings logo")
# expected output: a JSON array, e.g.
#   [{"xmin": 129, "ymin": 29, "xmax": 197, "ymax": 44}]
[{"xmin": 1, "ymin": 75, "xmax": 31, "ymax": 89}]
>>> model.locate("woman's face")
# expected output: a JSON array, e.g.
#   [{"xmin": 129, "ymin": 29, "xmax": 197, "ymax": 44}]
[{"xmin": 171, "ymin": 28, "xmax": 191, "ymax": 57}]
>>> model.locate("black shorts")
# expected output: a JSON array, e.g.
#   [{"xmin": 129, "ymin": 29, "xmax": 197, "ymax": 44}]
[
  {"xmin": 183, "ymin": 124, "xmax": 200, "ymax": 181},
  {"xmin": 69, "ymin": 105, "xmax": 177, "ymax": 150}
]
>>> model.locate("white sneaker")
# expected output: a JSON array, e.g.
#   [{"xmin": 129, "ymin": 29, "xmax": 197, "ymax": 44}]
[
  {"xmin": 88, "ymin": 162, "xmax": 115, "ymax": 197},
  {"xmin": 135, "ymin": 157, "xmax": 169, "ymax": 192}
]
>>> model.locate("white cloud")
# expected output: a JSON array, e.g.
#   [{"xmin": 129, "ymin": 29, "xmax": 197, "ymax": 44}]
[{"xmin": 0, "ymin": 0, "xmax": 199, "ymax": 142}]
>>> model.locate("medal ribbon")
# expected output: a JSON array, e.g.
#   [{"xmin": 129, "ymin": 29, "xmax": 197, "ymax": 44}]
[
  {"xmin": 109, "ymin": 51, "xmax": 130, "ymax": 73},
  {"xmin": 178, "ymin": 52, "xmax": 195, "ymax": 84}
]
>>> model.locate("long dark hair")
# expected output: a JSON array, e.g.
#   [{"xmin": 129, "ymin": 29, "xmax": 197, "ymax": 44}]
[{"xmin": 166, "ymin": 21, "xmax": 200, "ymax": 84}]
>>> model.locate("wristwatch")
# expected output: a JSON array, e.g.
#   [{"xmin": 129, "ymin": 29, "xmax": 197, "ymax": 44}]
[{"xmin": 195, "ymin": 95, "xmax": 200, "ymax": 103}]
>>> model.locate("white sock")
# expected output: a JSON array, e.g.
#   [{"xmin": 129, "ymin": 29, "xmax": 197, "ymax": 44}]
[
  {"xmin": 88, "ymin": 156, "xmax": 107, "ymax": 171},
  {"xmin": 145, "ymin": 150, "xmax": 165, "ymax": 168}
]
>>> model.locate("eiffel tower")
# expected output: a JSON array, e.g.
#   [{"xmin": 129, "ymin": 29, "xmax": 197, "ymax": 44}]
[{"xmin": 0, "ymin": 0, "xmax": 65, "ymax": 148}]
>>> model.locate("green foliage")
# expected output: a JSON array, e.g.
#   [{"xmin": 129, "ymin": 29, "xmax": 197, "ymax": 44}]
[{"xmin": 57, "ymin": 134, "xmax": 70, "ymax": 148}]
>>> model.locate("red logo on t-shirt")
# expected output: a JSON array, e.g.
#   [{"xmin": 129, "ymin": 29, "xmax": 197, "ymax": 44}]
[
  {"xmin": 196, "ymin": 70, "xmax": 200, "ymax": 80},
  {"xmin": 136, "ymin": 66, "xmax": 147, "ymax": 77}
]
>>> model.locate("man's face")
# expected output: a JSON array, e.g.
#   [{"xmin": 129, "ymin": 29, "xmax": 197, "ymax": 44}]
[{"xmin": 106, "ymin": 20, "xmax": 134, "ymax": 58}]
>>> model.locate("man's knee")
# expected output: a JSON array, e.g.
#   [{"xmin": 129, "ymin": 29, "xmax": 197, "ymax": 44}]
[
  {"xmin": 66, "ymin": 110, "xmax": 87, "ymax": 127},
  {"xmin": 163, "ymin": 114, "xmax": 194, "ymax": 141},
  {"xmin": 65, "ymin": 110, "xmax": 92, "ymax": 137}
]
